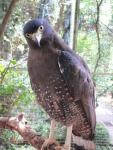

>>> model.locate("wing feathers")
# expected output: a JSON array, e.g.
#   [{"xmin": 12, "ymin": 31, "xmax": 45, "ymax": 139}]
[{"xmin": 58, "ymin": 50, "xmax": 96, "ymax": 135}]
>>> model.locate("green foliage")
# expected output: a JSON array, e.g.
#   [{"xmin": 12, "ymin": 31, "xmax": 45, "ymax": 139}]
[
  {"xmin": 0, "ymin": 130, "xmax": 15, "ymax": 150},
  {"xmin": 0, "ymin": 0, "xmax": 113, "ymax": 149},
  {"xmin": 95, "ymin": 123, "xmax": 110, "ymax": 141},
  {"xmin": 95, "ymin": 123, "xmax": 110, "ymax": 150},
  {"xmin": 0, "ymin": 59, "xmax": 36, "ymax": 149}
]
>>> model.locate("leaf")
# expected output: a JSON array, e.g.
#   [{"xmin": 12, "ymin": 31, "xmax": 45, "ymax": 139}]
[
  {"xmin": 10, "ymin": 60, "xmax": 17, "ymax": 65},
  {"xmin": 0, "ymin": 64, "xmax": 5, "ymax": 73}
]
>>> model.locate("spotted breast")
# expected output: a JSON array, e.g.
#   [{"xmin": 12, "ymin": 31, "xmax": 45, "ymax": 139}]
[{"xmin": 28, "ymin": 49, "xmax": 92, "ymax": 139}]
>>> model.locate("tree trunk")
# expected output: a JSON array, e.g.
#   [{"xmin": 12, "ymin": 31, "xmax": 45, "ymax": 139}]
[
  {"xmin": 0, "ymin": 0, "xmax": 19, "ymax": 38},
  {"xmin": 70, "ymin": 0, "xmax": 80, "ymax": 50}
]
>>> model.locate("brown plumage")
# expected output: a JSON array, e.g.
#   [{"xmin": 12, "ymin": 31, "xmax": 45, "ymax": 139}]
[{"xmin": 23, "ymin": 19, "xmax": 96, "ymax": 149}]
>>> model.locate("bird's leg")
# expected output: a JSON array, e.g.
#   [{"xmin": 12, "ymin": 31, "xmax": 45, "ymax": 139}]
[
  {"xmin": 49, "ymin": 119, "xmax": 57, "ymax": 139},
  {"xmin": 49, "ymin": 125, "xmax": 73, "ymax": 150},
  {"xmin": 63, "ymin": 125, "xmax": 73, "ymax": 150},
  {"xmin": 41, "ymin": 120, "xmax": 59, "ymax": 150}
]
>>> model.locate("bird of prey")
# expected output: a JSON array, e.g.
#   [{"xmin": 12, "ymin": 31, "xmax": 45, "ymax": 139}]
[{"xmin": 23, "ymin": 19, "xmax": 96, "ymax": 150}]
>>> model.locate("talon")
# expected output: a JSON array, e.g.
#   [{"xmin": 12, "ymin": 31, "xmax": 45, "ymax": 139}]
[
  {"xmin": 62, "ymin": 145, "xmax": 70, "ymax": 150},
  {"xmin": 55, "ymin": 145, "xmax": 69, "ymax": 150},
  {"xmin": 55, "ymin": 146, "xmax": 63, "ymax": 150},
  {"xmin": 41, "ymin": 138, "xmax": 59, "ymax": 150}
]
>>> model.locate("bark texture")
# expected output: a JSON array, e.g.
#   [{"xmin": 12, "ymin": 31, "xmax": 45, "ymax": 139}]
[{"xmin": 0, "ymin": 114, "xmax": 45, "ymax": 150}]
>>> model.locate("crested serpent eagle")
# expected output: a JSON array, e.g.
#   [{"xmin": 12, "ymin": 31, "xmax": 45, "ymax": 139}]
[{"xmin": 23, "ymin": 19, "xmax": 96, "ymax": 150}]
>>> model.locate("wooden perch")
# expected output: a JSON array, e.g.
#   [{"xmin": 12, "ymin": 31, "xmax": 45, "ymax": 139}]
[
  {"xmin": 0, "ymin": 114, "xmax": 95, "ymax": 150},
  {"xmin": 0, "ymin": 114, "xmax": 61, "ymax": 150},
  {"xmin": 0, "ymin": 114, "xmax": 45, "ymax": 149}
]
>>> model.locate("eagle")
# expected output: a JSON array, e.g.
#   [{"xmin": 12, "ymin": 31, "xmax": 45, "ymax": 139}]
[{"xmin": 23, "ymin": 19, "xmax": 96, "ymax": 150}]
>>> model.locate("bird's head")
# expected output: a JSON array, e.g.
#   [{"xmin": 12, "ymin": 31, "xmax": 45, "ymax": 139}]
[{"xmin": 23, "ymin": 19, "xmax": 54, "ymax": 49}]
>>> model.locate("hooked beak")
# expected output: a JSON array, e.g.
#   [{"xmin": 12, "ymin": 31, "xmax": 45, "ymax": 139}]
[{"xmin": 32, "ymin": 30, "xmax": 43, "ymax": 47}]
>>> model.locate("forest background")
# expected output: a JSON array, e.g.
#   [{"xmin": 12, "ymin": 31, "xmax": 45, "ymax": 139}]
[{"xmin": 0, "ymin": 0, "xmax": 113, "ymax": 149}]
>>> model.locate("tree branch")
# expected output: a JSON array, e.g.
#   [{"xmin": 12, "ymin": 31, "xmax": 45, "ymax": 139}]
[
  {"xmin": 0, "ymin": 114, "xmax": 61, "ymax": 150},
  {"xmin": 100, "ymin": 21, "xmax": 113, "ymax": 36},
  {"xmin": 0, "ymin": 0, "xmax": 19, "ymax": 38},
  {"xmin": 73, "ymin": 0, "xmax": 80, "ymax": 50},
  {"xmin": 93, "ymin": 0, "xmax": 103, "ymax": 77},
  {"xmin": 0, "ymin": 114, "xmax": 45, "ymax": 149},
  {"xmin": 0, "ymin": 113, "xmax": 96, "ymax": 149},
  {"xmin": 98, "ymin": 0, "xmax": 103, "ymax": 7}
]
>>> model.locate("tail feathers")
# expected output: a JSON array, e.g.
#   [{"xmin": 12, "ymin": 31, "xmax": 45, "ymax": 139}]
[{"xmin": 72, "ymin": 135, "xmax": 96, "ymax": 150}]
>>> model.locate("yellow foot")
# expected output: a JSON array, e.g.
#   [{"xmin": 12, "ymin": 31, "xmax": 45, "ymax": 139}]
[
  {"xmin": 55, "ymin": 145, "xmax": 70, "ymax": 150},
  {"xmin": 41, "ymin": 138, "xmax": 59, "ymax": 150}
]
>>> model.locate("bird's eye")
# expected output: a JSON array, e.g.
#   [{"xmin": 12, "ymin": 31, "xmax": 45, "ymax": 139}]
[
  {"xmin": 39, "ymin": 25, "xmax": 44, "ymax": 31},
  {"xmin": 26, "ymin": 33, "xmax": 30, "ymax": 38}
]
